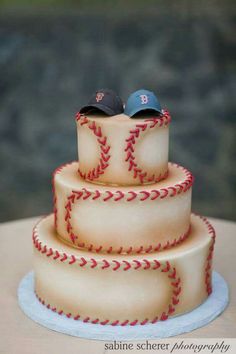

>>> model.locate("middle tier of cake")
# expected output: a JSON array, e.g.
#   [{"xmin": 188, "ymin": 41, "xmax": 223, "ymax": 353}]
[{"xmin": 53, "ymin": 162, "xmax": 194, "ymax": 254}]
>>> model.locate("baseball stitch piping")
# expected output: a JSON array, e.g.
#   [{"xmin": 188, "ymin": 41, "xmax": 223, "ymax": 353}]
[
  {"xmin": 33, "ymin": 214, "xmax": 214, "ymax": 324},
  {"xmin": 76, "ymin": 113, "xmax": 111, "ymax": 182},
  {"xmin": 33, "ymin": 214, "xmax": 213, "ymax": 271},
  {"xmin": 198, "ymin": 215, "xmax": 216, "ymax": 296},
  {"xmin": 35, "ymin": 270, "xmax": 180, "ymax": 326},
  {"xmin": 58, "ymin": 225, "xmax": 191, "ymax": 254},
  {"xmin": 124, "ymin": 109, "xmax": 171, "ymax": 184},
  {"xmin": 52, "ymin": 162, "xmax": 73, "ymax": 229},
  {"xmin": 57, "ymin": 161, "xmax": 194, "ymax": 247},
  {"xmin": 33, "ymin": 219, "xmax": 181, "ymax": 326}
]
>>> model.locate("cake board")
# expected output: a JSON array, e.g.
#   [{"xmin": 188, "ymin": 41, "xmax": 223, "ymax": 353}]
[{"xmin": 18, "ymin": 271, "xmax": 229, "ymax": 340}]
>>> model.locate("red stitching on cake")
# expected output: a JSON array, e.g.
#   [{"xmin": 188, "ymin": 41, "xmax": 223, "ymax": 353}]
[
  {"xmin": 168, "ymin": 304, "xmax": 175, "ymax": 315},
  {"xmin": 79, "ymin": 257, "xmax": 87, "ymax": 267},
  {"xmin": 95, "ymin": 245, "xmax": 102, "ymax": 253},
  {"xmin": 160, "ymin": 188, "xmax": 169, "ymax": 199},
  {"xmin": 112, "ymin": 260, "xmax": 120, "ymax": 271},
  {"xmin": 46, "ymin": 248, "xmax": 53, "ymax": 257},
  {"xmin": 33, "ymin": 217, "xmax": 182, "ymax": 327},
  {"xmin": 53, "ymin": 251, "xmax": 60, "ymax": 260},
  {"xmin": 55, "ymin": 160, "xmax": 192, "ymax": 199},
  {"xmin": 52, "ymin": 162, "xmax": 72, "ymax": 231},
  {"xmin": 114, "ymin": 191, "xmax": 125, "ymax": 201},
  {"xmin": 127, "ymin": 191, "xmax": 137, "ymax": 201},
  {"xmin": 136, "ymin": 123, "xmax": 148, "ymax": 131},
  {"xmin": 151, "ymin": 317, "xmax": 159, "ymax": 324},
  {"xmin": 125, "ymin": 142, "xmax": 134, "ymax": 152},
  {"xmin": 153, "ymin": 260, "xmax": 161, "ymax": 269},
  {"xmin": 160, "ymin": 312, "xmax": 168, "ymax": 321},
  {"xmin": 69, "ymin": 255, "xmax": 76, "ymax": 264},
  {"xmin": 107, "ymin": 246, "xmax": 113, "ymax": 254},
  {"xmin": 101, "ymin": 145, "xmax": 110, "ymax": 154},
  {"xmin": 90, "ymin": 258, "xmax": 97, "ymax": 268},
  {"xmin": 34, "ymin": 250, "xmax": 182, "ymax": 325},
  {"xmin": 102, "ymin": 259, "xmax": 110, "ymax": 269},
  {"xmin": 64, "ymin": 187, "xmax": 192, "ymax": 252},
  {"xmin": 91, "ymin": 318, "xmax": 99, "ymax": 324},
  {"xmin": 197, "ymin": 215, "xmax": 216, "ymax": 296},
  {"xmin": 83, "ymin": 317, "xmax": 90, "ymax": 323},
  {"xmin": 124, "ymin": 110, "xmax": 171, "ymax": 184},
  {"xmin": 161, "ymin": 261, "xmax": 170, "ymax": 272},
  {"xmin": 171, "ymin": 278, "xmax": 181, "ymax": 288},
  {"xmin": 172, "ymin": 297, "xmax": 179, "ymax": 305},
  {"xmin": 76, "ymin": 114, "xmax": 110, "ymax": 182},
  {"xmin": 140, "ymin": 318, "xmax": 149, "ymax": 325},
  {"xmin": 126, "ymin": 246, "xmax": 133, "ymax": 254},
  {"xmin": 168, "ymin": 268, "xmax": 176, "ymax": 279},
  {"xmin": 41, "ymin": 245, "xmax": 47, "ymax": 254},
  {"xmin": 63, "ymin": 181, "xmax": 192, "ymax": 250},
  {"xmin": 163, "ymin": 241, "xmax": 170, "ymax": 250},
  {"xmin": 145, "ymin": 245, "xmax": 153, "ymax": 253},
  {"xmin": 143, "ymin": 259, "xmax": 151, "ymax": 270},
  {"xmin": 133, "ymin": 260, "xmax": 142, "ymax": 269},
  {"xmin": 103, "ymin": 191, "xmax": 114, "ymax": 201},
  {"xmin": 123, "ymin": 260, "xmax": 131, "ymax": 271},
  {"xmin": 92, "ymin": 190, "xmax": 101, "ymax": 200},
  {"xmin": 82, "ymin": 189, "xmax": 92, "ymax": 200},
  {"xmin": 60, "ymin": 253, "xmax": 67, "ymax": 262},
  {"xmin": 173, "ymin": 287, "xmax": 181, "ymax": 297},
  {"xmin": 140, "ymin": 191, "xmax": 150, "ymax": 201}
]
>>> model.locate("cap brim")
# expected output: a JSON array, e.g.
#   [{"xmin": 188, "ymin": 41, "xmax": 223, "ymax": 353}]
[
  {"xmin": 126, "ymin": 105, "xmax": 162, "ymax": 117},
  {"xmin": 80, "ymin": 104, "xmax": 115, "ymax": 116}
]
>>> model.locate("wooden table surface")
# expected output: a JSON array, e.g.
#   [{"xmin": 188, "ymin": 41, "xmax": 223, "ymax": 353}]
[{"xmin": 0, "ymin": 216, "xmax": 235, "ymax": 354}]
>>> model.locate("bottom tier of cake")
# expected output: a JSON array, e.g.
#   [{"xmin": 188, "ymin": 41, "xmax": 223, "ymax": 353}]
[{"xmin": 33, "ymin": 214, "xmax": 215, "ymax": 326}]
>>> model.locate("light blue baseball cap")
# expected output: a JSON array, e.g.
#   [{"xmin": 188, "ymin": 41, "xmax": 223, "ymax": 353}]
[{"xmin": 124, "ymin": 89, "xmax": 162, "ymax": 117}]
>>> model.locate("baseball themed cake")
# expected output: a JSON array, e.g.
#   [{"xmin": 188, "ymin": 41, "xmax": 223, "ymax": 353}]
[{"xmin": 32, "ymin": 89, "xmax": 216, "ymax": 326}]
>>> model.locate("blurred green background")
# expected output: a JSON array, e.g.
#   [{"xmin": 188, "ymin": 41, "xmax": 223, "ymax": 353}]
[{"xmin": 0, "ymin": 1, "xmax": 235, "ymax": 222}]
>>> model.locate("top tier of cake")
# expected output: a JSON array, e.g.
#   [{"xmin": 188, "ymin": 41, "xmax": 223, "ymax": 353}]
[{"xmin": 76, "ymin": 110, "xmax": 171, "ymax": 186}]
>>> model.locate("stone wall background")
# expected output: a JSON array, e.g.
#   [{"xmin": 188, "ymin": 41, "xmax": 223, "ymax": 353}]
[{"xmin": 0, "ymin": 1, "xmax": 235, "ymax": 222}]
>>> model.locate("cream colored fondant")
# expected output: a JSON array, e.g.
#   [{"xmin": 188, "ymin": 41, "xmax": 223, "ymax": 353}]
[
  {"xmin": 77, "ymin": 113, "xmax": 169, "ymax": 186},
  {"xmin": 54, "ymin": 162, "xmax": 192, "ymax": 253},
  {"xmin": 33, "ymin": 213, "xmax": 213, "ymax": 324}
]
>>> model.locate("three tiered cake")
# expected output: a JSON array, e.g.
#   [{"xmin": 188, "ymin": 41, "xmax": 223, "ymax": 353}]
[{"xmin": 32, "ymin": 89, "xmax": 216, "ymax": 326}]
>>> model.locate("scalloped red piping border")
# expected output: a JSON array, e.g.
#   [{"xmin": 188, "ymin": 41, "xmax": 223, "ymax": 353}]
[
  {"xmin": 125, "ymin": 109, "xmax": 171, "ymax": 184},
  {"xmin": 33, "ymin": 222, "xmax": 181, "ymax": 326},
  {"xmin": 76, "ymin": 113, "xmax": 111, "ymax": 181}
]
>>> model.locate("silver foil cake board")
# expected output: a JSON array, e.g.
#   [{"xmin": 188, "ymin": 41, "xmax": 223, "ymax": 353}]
[{"xmin": 18, "ymin": 271, "xmax": 228, "ymax": 340}]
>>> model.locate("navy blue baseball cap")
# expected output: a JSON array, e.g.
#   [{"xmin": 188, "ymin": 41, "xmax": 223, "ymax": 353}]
[
  {"xmin": 124, "ymin": 89, "xmax": 162, "ymax": 117},
  {"xmin": 80, "ymin": 89, "xmax": 124, "ymax": 116}
]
